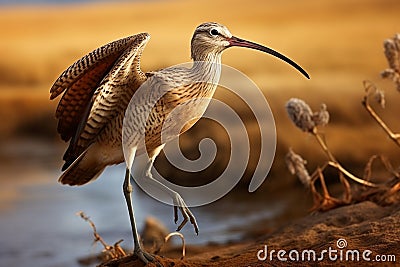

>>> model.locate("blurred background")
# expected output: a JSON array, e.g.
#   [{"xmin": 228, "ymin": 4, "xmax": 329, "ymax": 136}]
[{"xmin": 0, "ymin": 0, "xmax": 399, "ymax": 266}]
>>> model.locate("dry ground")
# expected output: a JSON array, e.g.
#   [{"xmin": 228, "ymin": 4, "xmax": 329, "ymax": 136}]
[{"xmin": 100, "ymin": 201, "xmax": 400, "ymax": 266}]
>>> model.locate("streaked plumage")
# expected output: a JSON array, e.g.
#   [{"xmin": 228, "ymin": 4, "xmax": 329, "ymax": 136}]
[
  {"xmin": 51, "ymin": 33, "xmax": 149, "ymax": 185},
  {"xmin": 51, "ymin": 22, "xmax": 309, "ymax": 264}
]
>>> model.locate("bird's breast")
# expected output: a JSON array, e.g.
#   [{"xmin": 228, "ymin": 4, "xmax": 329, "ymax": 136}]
[{"xmin": 123, "ymin": 65, "xmax": 221, "ymax": 153}]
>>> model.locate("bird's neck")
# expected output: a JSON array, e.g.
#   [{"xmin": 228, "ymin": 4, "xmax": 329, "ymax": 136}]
[
  {"xmin": 191, "ymin": 49, "xmax": 223, "ymax": 62},
  {"xmin": 191, "ymin": 52, "xmax": 222, "ymax": 86}
]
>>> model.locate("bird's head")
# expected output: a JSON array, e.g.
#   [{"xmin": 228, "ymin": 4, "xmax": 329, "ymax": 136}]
[
  {"xmin": 191, "ymin": 22, "xmax": 233, "ymax": 60},
  {"xmin": 191, "ymin": 22, "xmax": 309, "ymax": 79}
]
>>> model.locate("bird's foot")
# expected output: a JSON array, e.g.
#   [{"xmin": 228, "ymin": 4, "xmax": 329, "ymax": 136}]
[
  {"xmin": 172, "ymin": 193, "xmax": 199, "ymax": 235},
  {"xmin": 134, "ymin": 248, "xmax": 162, "ymax": 267}
]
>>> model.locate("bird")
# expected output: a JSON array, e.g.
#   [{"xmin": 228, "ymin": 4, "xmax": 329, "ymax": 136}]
[{"xmin": 50, "ymin": 22, "xmax": 309, "ymax": 265}]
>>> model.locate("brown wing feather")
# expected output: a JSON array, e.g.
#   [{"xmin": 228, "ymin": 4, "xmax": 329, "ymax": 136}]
[
  {"xmin": 50, "ymin": 33, "xmax": 150, "ymax": 169},
  {"xmin": 50, "ymin": 33, "xmax": 150, "ymax": 141},
  {"xmin": 69, "ymin": 40, "xmax": 149, "ymax": 162}
]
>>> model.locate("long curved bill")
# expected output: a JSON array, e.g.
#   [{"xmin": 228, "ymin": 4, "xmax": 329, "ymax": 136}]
[{"xmin": 228, "ymin": 36, "xmax": 310, "ymax": 79}]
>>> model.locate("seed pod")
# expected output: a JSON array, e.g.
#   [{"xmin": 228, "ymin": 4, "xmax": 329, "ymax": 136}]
[
  {"xmin": 285, "ymin": 148, "xmax": 311, "ymax": 187},
  {"xmin": 286, "ymin": 98, "xmax": 315, "ymax": 132},
  {"xmin": 313, "ymin": 103, "xmax": 330, "ymax": 127},
  {"xmin": 381, "ymin": 34, "xmax": 400, "ymax": 91}
]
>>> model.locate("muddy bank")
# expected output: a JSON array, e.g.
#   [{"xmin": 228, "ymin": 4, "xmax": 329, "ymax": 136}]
[{"xmin": 99, "ymin": 201, "xmax": 399, "ymax": 266}]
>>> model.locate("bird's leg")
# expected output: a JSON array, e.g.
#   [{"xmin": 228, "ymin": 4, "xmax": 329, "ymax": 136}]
[
  {"xmin": 141, "ymin": 158, "xmax": 199, "ymax": 235},
  {"xmin": 122, "ymin": 168, "xmax": 158, "ymax": 265}
]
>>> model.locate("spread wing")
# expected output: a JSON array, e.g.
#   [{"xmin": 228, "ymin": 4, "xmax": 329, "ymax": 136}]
[{"xmin": 50, "ymin": 33, "xmax": 150, "ymax": 170}]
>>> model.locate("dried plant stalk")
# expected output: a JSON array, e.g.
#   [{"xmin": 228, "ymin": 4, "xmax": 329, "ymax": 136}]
[
  {"xmin": 362, "ymin": 80, "xmax": 400, "ymax": 148},
  {"xmin": 314, "ymin": 167, "xmax": 343, "ymax": 211},
  {"xmin": 305, "ymin": 163, "xmax": 348, "ymax": 211},
  {"xmin": 165, "ymin": 232, "xmax": 186, "ymax": 259},
  {"xmin": 364, "ymin": 155, "xmax": 400, "ymax": 181},
  {"xmin": 288, "ymin": 34, "xmax": 400, "ymax": 211},
  {"xmin": 286, "ymin": 98, "xmax": 378, "ymax": 188},
  {"xmin": 77, "ymin": 211, "xmax": 126, "ymax": 260},
  {"xmin": 286, "ymin": 150, "xmax": 353, "ymax": 211}
]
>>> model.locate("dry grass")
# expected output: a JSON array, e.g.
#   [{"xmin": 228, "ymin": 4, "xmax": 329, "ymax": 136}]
[
  {"xmin": 283, "ymin": 32, "xmax": 400, "ymax": 212},
  {"xmin": 0, "ymin": 0, "xmax": 398, "ymax": 88}
]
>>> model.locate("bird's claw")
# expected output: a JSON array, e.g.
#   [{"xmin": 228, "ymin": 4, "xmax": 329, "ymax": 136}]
[
  {"xmin": 134, "ymin": 248, "xmax": 162, "ymax": 267},
  {"xmin": 173, "ymin": 193, "xmax": 199, "ymax": 235}
]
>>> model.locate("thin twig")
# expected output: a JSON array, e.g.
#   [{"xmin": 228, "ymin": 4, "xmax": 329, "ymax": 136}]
[
  {"xmin": 339, "ymin": 172, "xmax": 352, "ymax": 203},
  {"xmin": 312, "ymin": 127, "xmax": 378, "ymax": 187},
  {"xmin": 317, "ymin": 167, "xmax": 331, "ymax": 198},
  {"xmin": 77, "ymin": 211, "xmax": 126, "ymax": 259},
  {"xmin": 165, "ymin": 232, "xmax": 186, "ymax": 259},
  {"xmin": 362, "ymin": 81, "xmax": 400, "ymax": 147},
  {"xmin": 313, "ymin": 128, "xmax": 336, "ymax": 162},
  {"xmin": 327, "ymin": 161, "xmax": 378, "ymax": 187}
]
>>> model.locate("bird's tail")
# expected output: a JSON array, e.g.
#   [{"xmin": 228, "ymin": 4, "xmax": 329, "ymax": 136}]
[{"xmin": 58, "ymin": 147, "xmax": 105, "ymax": 186}]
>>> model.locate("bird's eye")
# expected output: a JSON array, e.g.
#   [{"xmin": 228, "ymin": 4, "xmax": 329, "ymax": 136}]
[{"xmin": 210, "ymin": 29, "xmax": 219, "ymax": 36}]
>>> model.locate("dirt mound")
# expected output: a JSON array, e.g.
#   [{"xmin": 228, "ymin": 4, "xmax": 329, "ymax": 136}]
[{"xmin": 100, "ymin": 201, "xmax": 399, "ymax": 266}]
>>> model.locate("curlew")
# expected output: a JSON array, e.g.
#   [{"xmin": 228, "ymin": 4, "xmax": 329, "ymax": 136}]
[{"xmin": 50, "ymin": 22, "xmax": 309, "ymax": 264}]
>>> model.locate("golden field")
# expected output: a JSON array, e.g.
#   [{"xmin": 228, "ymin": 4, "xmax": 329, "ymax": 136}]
[{"xmin": 0, "ymin": 0, "xmax": 399, "ymax": 186}]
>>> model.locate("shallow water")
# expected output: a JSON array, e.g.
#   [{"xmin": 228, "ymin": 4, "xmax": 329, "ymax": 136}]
[{"xmin": 0, "ymin": 164, "xmax": 282, "ymax": 267}]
